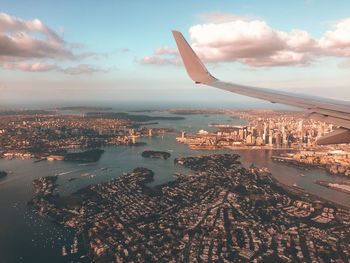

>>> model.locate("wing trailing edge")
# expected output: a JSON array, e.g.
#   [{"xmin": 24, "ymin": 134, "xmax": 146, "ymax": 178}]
[
  {"xmin": 317, "ymin": 128, "xmax": 350, "ymax": 145},
  {"xmin": 172, "ymin": 30, "xmax": 350, "ymax": 145}
]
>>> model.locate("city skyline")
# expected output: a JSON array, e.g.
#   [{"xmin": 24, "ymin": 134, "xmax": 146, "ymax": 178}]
[{"xmin": 1, "ymin": 0, "xmax": 350, "ymax": 106}]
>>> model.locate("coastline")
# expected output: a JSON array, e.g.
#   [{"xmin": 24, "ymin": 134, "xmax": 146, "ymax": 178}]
[
  {"xmin": 29, "ymin": 153, "xmax": 350, "ymax": 261},
  {"xmin": 271, "ymin": 174, "xmax": 350, "ymax": 210},
  {"xmin": 315, "ymin": 180, "xmax": 350, "ymax": 196}
]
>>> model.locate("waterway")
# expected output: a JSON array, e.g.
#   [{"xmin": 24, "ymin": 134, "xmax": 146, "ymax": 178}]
[{"xmin": 1, "ymin": 110, "xmax": 350, "ymax": 262}]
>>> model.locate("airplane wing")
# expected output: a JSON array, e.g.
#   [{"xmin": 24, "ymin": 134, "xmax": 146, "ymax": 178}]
[{"xmin": 172, "ymin": 30, "xmax": 350, "ymax": 145}]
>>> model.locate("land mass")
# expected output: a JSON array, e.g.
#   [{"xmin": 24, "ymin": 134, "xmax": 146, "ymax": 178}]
[
  {"xmin": 0, "ymin": 171, "xmax": 7, "ymax": 179},
  {"xmin": 273, "ymin": 152, "xmax": 350, "ymax": 177},
  {"xmin": 64, "ymin": 149, "xmax": 104, "ymax": 162},
  {"xmin": 29, "ymin": 154, "xmax": 350, "ymax": 262},
  {"xmin": 0, "ymin": 110, "xmax": 179, "ymax": 160},
  {"xmin": 141, "ymin": 150, "xmax": 171, "ymax": 160}
]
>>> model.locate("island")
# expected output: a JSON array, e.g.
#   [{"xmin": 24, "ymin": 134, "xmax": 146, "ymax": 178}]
[
  {"xmin": 64, "ymin": 149, "xmax": 104, "ymax": 162},
  {"xmin": 141, "ymin": 150, "xmax": 171, "ymax": 160},
  {"xmin": 29, "ymin": 154, "xmax": 350, "ymax": 262},
  {"xmin": 0, "ymin": 171, "xmax": 7, "ymax": 179}
]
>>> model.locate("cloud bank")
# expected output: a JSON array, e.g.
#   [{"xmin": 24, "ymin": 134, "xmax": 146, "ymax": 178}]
[{"xmin": 143, "ymin": 12, "xmax": 350, "ymax": 67}]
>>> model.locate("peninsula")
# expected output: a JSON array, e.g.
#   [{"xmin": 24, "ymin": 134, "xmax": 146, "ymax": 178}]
[
  {"xmin": 29, "ymin": 154, "xmax": 350, "ymax": 262},
  {"xmin": 141, "ymin": 150, "xmax": 171, "ymax": 160}
]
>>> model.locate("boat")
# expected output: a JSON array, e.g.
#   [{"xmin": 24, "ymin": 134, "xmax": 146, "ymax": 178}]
[
  {"xmin": 62, "ymin": 246, "xmax": 67, "ymax": 256},
  {"xmin": 299, "ymin": 173, "xmax": 305, "ymax": 177},
  {"xmin": 81, "ymin": 173, "xmax": 89, "ymax": 177}
]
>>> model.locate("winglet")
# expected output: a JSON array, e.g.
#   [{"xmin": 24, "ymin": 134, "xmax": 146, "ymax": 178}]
[{"xmin": 172, "ymin": 30, "xmax": 216, "ymax": 84}]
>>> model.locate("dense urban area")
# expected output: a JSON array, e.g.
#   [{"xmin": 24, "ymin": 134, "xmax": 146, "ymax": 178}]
[
  {"xmin": 171, "ymin": 109, "xmax": 350, "ymax": 178},
  {"xmin": 175, "ymin": 109, "xmax": 334, "ymax": 149},
  {"xmin": 2, "ymin": 108, "xmax": 350, "ymax": 262},
  {"xmin": 30, "ymin": 154, "xmax": 350, "ymax": 262},
  {"xmin": 0, "ymin": 108, "xmax": 179, "ymax": 160}
]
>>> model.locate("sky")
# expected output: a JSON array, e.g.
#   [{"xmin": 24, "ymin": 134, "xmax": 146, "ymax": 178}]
[{"xmin": 1, "ymin": 0, "xmax": 350, "ymax": 107}]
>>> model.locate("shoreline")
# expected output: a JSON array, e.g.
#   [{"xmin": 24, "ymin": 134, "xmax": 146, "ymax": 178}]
[
  {"xmin": 270, "ymin": 174, "xmax": 350, "ymax": 210},
  {"xmin": 29, "ymin": 153, "xmax": 350, "ymax": 262},
  {"xmin": 315, "ymin": 180, "xmax": 350, "ymax": 196},
  {"xmin": 272, "ymin": 155, "xmax": 350, "ymax": 178}
]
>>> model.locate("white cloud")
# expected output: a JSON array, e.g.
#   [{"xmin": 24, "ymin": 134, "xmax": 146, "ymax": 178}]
[
  {"xmin": 0, "ymin": 13, "xmax": 73, "ymax": 60},
  {"xmin": 0, "ymin": 13, "xmax": 117, "ymax": 74},
  {"xmin": 320, "ymin": 18, "xmax": 350, "ymax": 49},
  {"xmin": 189, "ymin": 20, "xmax": 287, "ymax": 63},
  {"xmin": 143, "ymin": 15, "xmax": 350, "ymax": 67}
]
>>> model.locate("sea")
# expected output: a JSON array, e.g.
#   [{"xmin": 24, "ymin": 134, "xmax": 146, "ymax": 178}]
[{"xmin": 1, "ymin": 100, "xmax": 350, "ymax": 263}]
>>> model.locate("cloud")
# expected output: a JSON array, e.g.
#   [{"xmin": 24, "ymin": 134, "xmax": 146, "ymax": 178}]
[
  {"xmin": 0, "ymin": 13, "xmax": 116, "ymax": 74},
  {"xmin": 2, "ymin": 62, "xmax": 56, "ymax": 72},
  {"xmin": 0, "ymin": 31, "xmax": 73, "ymax": 60},
  {"xmin": 141, "ymin": 55, "xmax": 181, "ymax": 66},
  {"xmin": 58, "ymin": 26, "xmax": 65, "ymax": 34},
  {"xmin": 197, "ymin": 11, "xmax": 259, "ymax": 23},
  {"xmin": 59, "ymin": 64, "xmax": 106, "ymax": 75},
  {"xmin": 319, "ymin": 18, "xmax": 350, "ymax": 57},
  {"xmin": 143, "ymin": 15, "xmax": 350, "ymax": 68},
  {"xmin": 154, "ymin": 46, "xmax": 179, "ymax": 55},
  {"xmin": 0, "ymin": 62, "xmax": 108, "ymax": 75},
  {"xmin": 0, "ymin": 13, "xmax": 62, "ymax": 42},
  {"xmin": 140, "ymin": 46, "xmax": 182, "ymax": 66},
  {"xmin": 0, "ymin": 13, "xmax": 74, "ymax": 60},
  {"xmin": 188, "ymin": 20, "xmax": 318, "ymax": 66}
]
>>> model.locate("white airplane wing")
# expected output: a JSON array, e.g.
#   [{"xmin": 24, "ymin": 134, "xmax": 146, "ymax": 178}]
[{"xmin": 172, "ymin": 30, "xmax": 350, "ymax": 145}]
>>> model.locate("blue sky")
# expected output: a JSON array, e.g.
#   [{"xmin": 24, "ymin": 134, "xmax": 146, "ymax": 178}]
[{"xmin": 1, "ymin": 0, "xmax": 350, "ymax": 107}]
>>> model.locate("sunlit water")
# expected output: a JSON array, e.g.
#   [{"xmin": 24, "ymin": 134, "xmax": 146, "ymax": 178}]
[{"xmin": 1, "ymin": 110, "xmax": 350, "ymax": 263}]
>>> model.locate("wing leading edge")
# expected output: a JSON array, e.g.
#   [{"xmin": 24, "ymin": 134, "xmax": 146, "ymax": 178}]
[{"xmin": 172, "ymin": 30, "xmax": 350, "ymax": 145}]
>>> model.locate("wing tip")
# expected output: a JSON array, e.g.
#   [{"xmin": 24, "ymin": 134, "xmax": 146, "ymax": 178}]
[{"xmin": 171, "ymin": 30, "xmax": 216, "ymax": 84}]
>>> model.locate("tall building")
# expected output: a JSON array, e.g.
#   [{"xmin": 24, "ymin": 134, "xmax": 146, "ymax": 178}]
[{"xmin": 269, "ymin": 135, "xmax": 273, "ymax": 147}]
